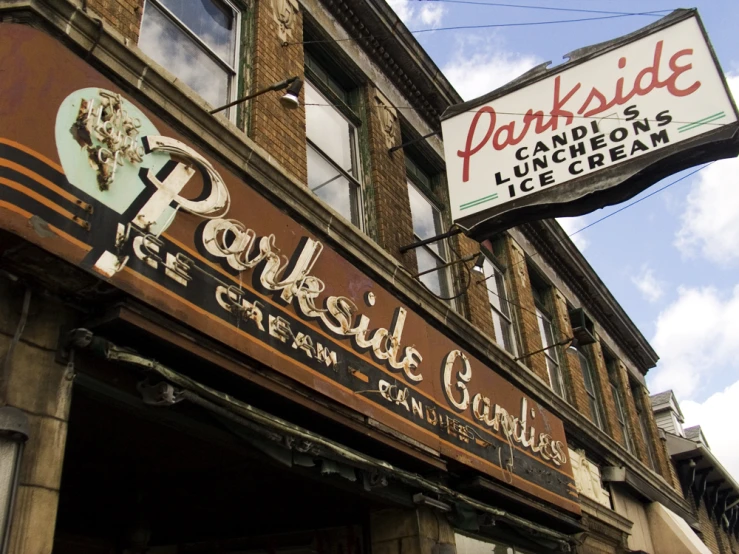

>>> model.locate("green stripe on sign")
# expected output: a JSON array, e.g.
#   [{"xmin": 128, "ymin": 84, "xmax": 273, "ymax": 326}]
[
  {"xmin": 460, "ymin": 193, "xmax": 498, "ymax": 211},
  {"xmin": 678, "ymin": 112, "xmax": 725, "ymax": 133}
]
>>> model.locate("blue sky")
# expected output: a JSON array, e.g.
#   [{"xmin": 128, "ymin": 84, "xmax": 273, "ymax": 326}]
[{"xmin": 387, "ymin": 0, "xmax": 739, "ymax": 476}]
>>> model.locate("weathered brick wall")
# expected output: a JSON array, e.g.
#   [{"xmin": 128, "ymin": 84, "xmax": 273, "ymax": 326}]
[
  {"xmin": 613, "ymin": 361, "xmax": 651, "ymax": 468},
  {"xmin": 364, "ymin": 88, "xmax": 414, "ymax": 264},
  {"xmin": 551, "ymin": 290, "xmax": 589, "ymax": 412},
  {"xmin": 696, "ymin": 496, "xmax": 722, "ymax": 554},
  {"xmin": 251, "ymin": 0, "xmax": 307, "ymax": 184},
  {"xmin": 633, "ymin": 383, "xmax": 672, "ymax": 480},
  {"xmin": 589, "ymin": 340, "xmax": 623, "ymax": 444},
  {"xmin": 502, "ymin": 235, "xmax": 549, "ymax": 383},
  {"xmin": 667, "ymin": 458, "xmax": 684, "ymax": 498},
  {"xmin": 458, "ymin": 235, "xmax": 496, "ymax": 337},
  {"xmin": 85, "ymin": 0, "xmax": 143, "ymax": 42}
]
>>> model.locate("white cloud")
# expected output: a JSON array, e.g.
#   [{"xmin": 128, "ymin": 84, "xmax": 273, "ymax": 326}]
[
  {"xmin": 649, "ymin": 285, "xmax": 739, "ymax": 400},
  {"xmin": 441, "ymin": 36, "xmax": 541, "ymax": 100},
  {"xmin": 387, "ymin": 0, "xmax": 414, "ymax": 24},
  {"xmin": 556, "ymin": 216, "xmax": 589, "ymax": 252},
  {"xmin": 387, "ymin": 0, "xmax": 445, "ymax": 29},
  {"xmin": 631, "ymin": 265, "xmax": 665, "ymax": 303},
  {"xmin": 419, "ymin": 4, "xmax": 445, "ymax": 27},
  {"xmin": 681, "ymin": 380, "xmax": 739, "ymax": 480},
  {"xmin": 674, "ymin": 74, "xmax": 739, "ymax": 266}
]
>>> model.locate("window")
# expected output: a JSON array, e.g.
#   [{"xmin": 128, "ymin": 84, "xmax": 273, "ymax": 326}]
[
  {"xmin": 407, "ymin": 174, "xmax": 451, "ymax": 298},
  {"xmin": 482, "ymin": 257, "xmax": 516, "ymax": 354},
  {"xmin": 578, "ymin": 349, "xmax": 605, "ymax": 430},
  {"xmin": 605, "ymin": 353, "xmax": 636, "ymax": 454},
  {"xmin": 139, "ymin": 0, "xmax": 240, "ymax": 117},
  {"xmin": 531, "ymin": 271, "xmax": 566, "ymax": 399},
  {"xmin": 632, "ymin": 382, "xmax": 658, "ymax": 469},
  {"xmin": 304, "ymin": 70, "xmax": 363, "ymax": 228}
]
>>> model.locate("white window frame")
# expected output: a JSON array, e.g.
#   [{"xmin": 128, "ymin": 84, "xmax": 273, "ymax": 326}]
[
  {"xmin": 140, "ymin": 0, "xmax": 242, "ymax": 120},
  {"xmin": 536, "ymin": 306, "xmax": 566, "ymax": 399},
  {"xmin": 407, "ymin": 180, "xmax": 453, "ymax": 300},
  {"xmin": 578, "ymin": 349, "xmax": 604, "ymax": 430},
  {"xmin": 482, "ymin": 257, "xmax": 517, "ymax": 355},
  {"xmin": 305, "ymin": 79, "xmax": 364, "ymax": 230},
  {"xmin": 610, "ymin": 380, "xmax": 636, "ymax": 454}
]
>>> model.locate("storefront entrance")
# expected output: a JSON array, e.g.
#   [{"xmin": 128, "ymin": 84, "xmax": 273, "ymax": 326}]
[{"xmin": 53, "ymin": 376, "xmax": 376, "ymax": 553}]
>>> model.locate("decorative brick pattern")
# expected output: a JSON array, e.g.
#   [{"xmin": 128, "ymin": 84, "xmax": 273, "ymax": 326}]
[
  {"xmin": 251, "ymin": 0, "xmax": 307, "ymax": 184},
  {"xmin": 86, "ymin": 0, "xmax": 143, "ymax": 42}
]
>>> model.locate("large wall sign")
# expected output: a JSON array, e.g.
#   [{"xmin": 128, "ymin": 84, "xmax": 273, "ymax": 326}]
[
  {"xmin": 441, "ymin": 9, "xmax": 739, "ymax": 239},
  {"xmin": 0, "ymin": 25, "xmax": 579, "ymax": 513}
]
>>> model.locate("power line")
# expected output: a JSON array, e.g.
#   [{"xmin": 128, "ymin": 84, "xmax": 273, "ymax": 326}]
[
  {"xmin": 408, "ymin": 0, "xmax": 670, "ymax": 18},
  {"xmin": 287, "ymin": 11, "xmax": 667, "ymax": 44},
  {"xmin": 475, "ymin": 164, "xmax": 711, "ymax": 320},
  {"xmin": 567, "ymin": 163, "xmax": 711, "ymax": 238},
  {"xmin": 304, "ymin": 103, "xmax": 730, "ymax": 130}
]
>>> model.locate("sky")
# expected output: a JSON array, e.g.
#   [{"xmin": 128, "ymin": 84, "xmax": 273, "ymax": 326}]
[{"xmin": 385, "ymin": 0, "xmax": 739, "ymax": 479}]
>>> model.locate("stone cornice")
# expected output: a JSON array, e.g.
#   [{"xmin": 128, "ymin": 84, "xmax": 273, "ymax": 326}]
[
  {"xmin": 310, "ymin": 0, "xmax": 462, "ymax": 127},
  {"xmin": 0, "ymin": 0, "xmax": 688, "ymax": 523}
]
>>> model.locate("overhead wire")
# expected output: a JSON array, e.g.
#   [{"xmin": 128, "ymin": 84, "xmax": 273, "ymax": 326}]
[
  {"xmin": 286, "ymin": 11, "xmax": 670, "ymax": 44},
  {"xmin": 405, "ymin": 0, "xmax": 671, "ymax": 17},
  {"xmin": 304, "ymin": 103, "xmax": 730, "ymax": 130},
  {"xmin": 472, "ymin": 164, "xmax": 713, "ymax": 317}
]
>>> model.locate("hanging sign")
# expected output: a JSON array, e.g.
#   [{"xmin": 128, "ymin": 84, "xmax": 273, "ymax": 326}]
[
  {"xmin": 0, "ymin": 24, "xmax": 580, "ymax": 514},
  {"xmin": 441, "ymin": 9, "xmax": 739, "ymax": 238}
]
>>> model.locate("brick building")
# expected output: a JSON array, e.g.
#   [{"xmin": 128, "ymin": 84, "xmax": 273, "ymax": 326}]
[
  {"xmin": 650, "ymin": 391, "xmax": 739, "ymax": 554},
  {"xmin": 0, "ymin": 1, "xmax": 727, "ymax": 553}
]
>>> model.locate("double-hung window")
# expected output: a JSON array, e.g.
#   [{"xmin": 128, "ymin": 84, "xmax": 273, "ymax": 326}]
[
  {"xmin": 482, "ymin": 257, "xmax": 516, "ymax": 354},
  {"xmin": 531, "ymin": 274, "xmax": 566, "ymax": 398},
  {"xmin": 605, "ymin": 354, "xmax": 636, "ymax": 453},
  {"xmin": 139, "ymin": 0, "xmax": 241, "ymax": 117},
  {"xmin": 407, "ymin": 159, "xmax": 451, "ymax": 299},
  {"xmin": 304, "ymin": 58, "xmax": 363, "ymax": 228},
  {"xmin": 632, "ymin": 382, "xmax": 658, "ymax": 469},
  {"xmin": 578, "ymin": 349, "xmax": 605, "ymax": 430}
]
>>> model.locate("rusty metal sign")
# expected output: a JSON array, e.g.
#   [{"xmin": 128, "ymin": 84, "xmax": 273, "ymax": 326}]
[{"xmin": 0, "ymin": 25, "xmax": 578, "ymax": 513}]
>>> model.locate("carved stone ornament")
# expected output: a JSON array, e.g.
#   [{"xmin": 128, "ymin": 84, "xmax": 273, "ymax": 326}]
[
  {"xmin": 271, "ymin": 0, "xmax": 299, "ymax": 43},
  {"xmin": 374, "ymin": 88, "xmax": 398, "ymax": 150}
]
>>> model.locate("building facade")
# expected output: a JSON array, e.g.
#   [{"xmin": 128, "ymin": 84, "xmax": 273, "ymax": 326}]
[
  {"xmin": 651, "ymin": 391, "xmax": 739, "ymax": 554},
  {"xmin": 0, "ymin": 0, "xmax": 720, "ymax": 553}
]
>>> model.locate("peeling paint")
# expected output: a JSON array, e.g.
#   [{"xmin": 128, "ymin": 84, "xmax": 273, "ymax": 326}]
[{"xmin": 27, "ymin": 215, "xmax": 55, "ymax": 238}]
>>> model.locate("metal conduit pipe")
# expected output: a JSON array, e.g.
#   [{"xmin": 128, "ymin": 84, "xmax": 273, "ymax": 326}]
[{"xmin": 65, "ymin": 329, "xmax": 578, "ymax": 552}]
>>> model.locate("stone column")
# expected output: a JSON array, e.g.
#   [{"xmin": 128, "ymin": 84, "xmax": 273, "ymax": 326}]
[
  {"xmin": 371, "ymin": 507, "xmax": 456, "ymax": 554},
  {"xmin": 0, "ymin": 280, "xmax": 74, "ymax": 554}
]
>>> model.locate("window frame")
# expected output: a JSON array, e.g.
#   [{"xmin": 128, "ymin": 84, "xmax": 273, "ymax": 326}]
[
  {"xmin": 604, "ymin": 353, "xmax": 637, "ymax": 454},
  {"xmin": 482, "ymin": 256, "xmax": 517, "ymax": 355},
  {"xmin": 140, "ymin": 0, "xmax": 242, "ymax": 120},
  {"xmin": 406, "ymin": 176, "xmax": 452, "ymax": 299},
  {"xmin": 631, "ymin": 381, "xmax": 658, "ymax": 470},
  {"xmin": 530, "ymin": 270, "xmax": 567, "ymax": 400},
  {"xmin": 303, "ymin": 65, "xmax": 365, "ymax": 229},
  {"xmin": 577, "ymin": 348, "xmax": 605, "ymax": 430}
]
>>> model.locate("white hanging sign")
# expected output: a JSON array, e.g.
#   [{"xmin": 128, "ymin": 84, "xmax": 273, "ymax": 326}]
[{"xmin": 440, "ymin": 10, "xmax": 739, "ymax": 237}]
